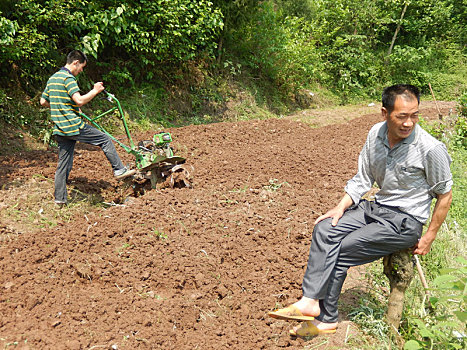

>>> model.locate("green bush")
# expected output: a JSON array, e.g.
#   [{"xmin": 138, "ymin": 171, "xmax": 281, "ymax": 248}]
[
  {"xmin": 0, "ymin": 0, "xmax": 224, "ymax": 89},
  {"xmin": 404, "ymin": 257, "xmax": 467, "ymax": 350},
  {"xmin": 228, "ymin": 1, "xmax": 324, "ymax": 93},
  {"xmin": 2, "ymin": 0, "xmax": 467, "ymax": 128}
]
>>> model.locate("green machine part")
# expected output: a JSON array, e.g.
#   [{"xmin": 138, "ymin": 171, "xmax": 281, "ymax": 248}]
[
  {"xmin": 79, "ymin": 91, "xmax": 177, "ymax": 170},
  {"xmin": 79, "ymin": 90, "xmax": 191, "ymax": 189},
  {"xmin": 153, "ymin": 132, "xmax": 172, "ymax": 146}
]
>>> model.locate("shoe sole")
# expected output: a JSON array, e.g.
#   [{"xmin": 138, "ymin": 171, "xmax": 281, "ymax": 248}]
[{"xmin": 268, "ymin": 311, "xmax": 315, "ymax": 321}]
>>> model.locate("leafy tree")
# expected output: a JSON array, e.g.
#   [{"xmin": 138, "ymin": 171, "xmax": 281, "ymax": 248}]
[
  {"xmin": 1, "ymin": 0, "xmax": 465, "ymax": 106},
  {"xmin": 0, "ymin": 0, "xmax": 224, "ymax": 89}
]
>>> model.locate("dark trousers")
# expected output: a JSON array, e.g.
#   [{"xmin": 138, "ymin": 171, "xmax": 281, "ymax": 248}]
[
  {"xmin": 302, "ymin": 200, "xmax": 422, "ymax": 323},
  {"xmin": 54, "ymin": 124, "xmax": 125, "ymax": 203}
]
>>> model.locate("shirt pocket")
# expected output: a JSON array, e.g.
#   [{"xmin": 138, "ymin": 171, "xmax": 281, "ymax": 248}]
[{"xmin": 396, "ymin": 166, "xmax": 426, "ymax": 188}]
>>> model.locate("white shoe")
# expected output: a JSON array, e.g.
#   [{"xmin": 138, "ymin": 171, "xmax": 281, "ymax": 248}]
[
  {"xmin": 114, "ymin": 167, "xmax": 136, "ymax": 180},
  {"xmin": 55, "ymin": 200, "xmax": 67, "ymax": 208}
]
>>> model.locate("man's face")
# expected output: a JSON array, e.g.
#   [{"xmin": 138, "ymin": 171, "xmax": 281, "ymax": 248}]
[
  {"xmin": 382, "ymin": 95, "xmax": 419, "ymax": 146},
  {"xmin": 70, "ymin": 60, "xmax": 86, "ymax": 76}
]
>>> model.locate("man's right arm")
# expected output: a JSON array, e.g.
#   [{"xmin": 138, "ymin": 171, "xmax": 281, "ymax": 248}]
[{"xmin": 72, "ymin": 82, "xmax": 105, "ymax": 107}]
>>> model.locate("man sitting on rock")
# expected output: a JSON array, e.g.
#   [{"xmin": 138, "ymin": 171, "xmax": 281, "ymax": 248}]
[{"xmin": 269, "ymin": 84, "xmax": 453, "ymax": 337}]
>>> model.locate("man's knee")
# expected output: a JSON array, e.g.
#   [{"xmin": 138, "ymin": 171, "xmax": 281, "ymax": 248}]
[
  {"xmin": 313, "ymin": 218, "xmax": 328, "ymax": 232},
  {"xmin": 101, "ymin": 135, "xmax": 116, "ymax": 152},
  {"xmin": 312, "ymin": 218, "xmax": 334, "ymax": 242}
]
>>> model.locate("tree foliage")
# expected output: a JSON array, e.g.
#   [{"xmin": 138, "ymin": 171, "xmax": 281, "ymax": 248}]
[
  {"xmin": 0, "ymin": 0, "xmax": 223, "ymax": 88},
  {"xmin": 0, "ymin": 0, "xmax": 466, "ymax": 101},
  {"xmin": 222, "ymin": 0, "xmax": 466, "ymax": 99}
]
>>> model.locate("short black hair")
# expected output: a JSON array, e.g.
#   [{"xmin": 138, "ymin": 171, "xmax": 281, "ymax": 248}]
[
  {"xmin": 66, "ymin": 50, "xmax": 88, "ymax": 64},
  {"xmin": 382, "ymin": 84, "xmax": 420, "ymax": 115}
]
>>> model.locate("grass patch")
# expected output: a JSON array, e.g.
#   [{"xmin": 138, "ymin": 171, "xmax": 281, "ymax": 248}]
[
  {"xmin": 348, "ymin": 297, "xmax": 390, "ymax": 347},
  {"xmin": 123, "ymin": 85, "xmax": 174, "ymax": 127},
  {"xmin": 0, "ymin": 174, "xmax": 103, "ymax": 241}
]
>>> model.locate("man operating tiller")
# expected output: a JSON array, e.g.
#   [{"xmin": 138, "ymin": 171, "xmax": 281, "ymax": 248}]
[{"xmin": 40, "ymin": 50, "xmax": 135, "ymax": 207}]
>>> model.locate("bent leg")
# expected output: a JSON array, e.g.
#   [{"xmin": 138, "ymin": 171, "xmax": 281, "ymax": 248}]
[
  {"xmin": 73, "ymin": 124, "xmax": 125, "ymax": 172},
  {"xmin": 302, "ymin": 203, "xmax": 367, "ymax": 300},
  {"xmin": 317, "ymin": 205, "xmax": 422, "ymax": 323}
]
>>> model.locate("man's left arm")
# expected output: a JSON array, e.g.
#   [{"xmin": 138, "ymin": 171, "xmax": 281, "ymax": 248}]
[
  {"xmin": 413, "ymin": 190, "xmax": 452, "ymax": 255},
  {"xmin": 72, "ymin": 82, "xmax": 104, "ymax": 107}
]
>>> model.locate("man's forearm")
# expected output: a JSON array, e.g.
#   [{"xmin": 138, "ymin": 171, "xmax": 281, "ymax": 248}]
[
  {"xmin": 414, "ymin": 190, "xmax": 452, "ymax": 255},
  {"xmin": 337, "ymin": 193, "xmax": 354, "ymax": 211},
  {"xmin": 72, "ymin": 82, "xmax": 104, "ymax": 107},
  {"xmin": 424, "ymin": 190, "xmax": 453, "ymax": 240},
  {"xmin": 72, "ymin": 89, "xmax": 100, "ymax": 107},
  {"xmin": 314, "ymin": 193, "xmax": 354, "ymax": 226}
]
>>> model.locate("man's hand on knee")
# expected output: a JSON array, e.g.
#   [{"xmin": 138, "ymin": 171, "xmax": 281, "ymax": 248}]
[
  {"xmin": 314, "ymin": 207, "xmax": 345, "ymax": 226},
  {"xmin": 314, "ymin": 193, "xmax": 354, "ymax": 226}
]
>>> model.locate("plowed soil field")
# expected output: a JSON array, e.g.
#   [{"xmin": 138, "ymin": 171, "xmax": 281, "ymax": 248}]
[{"xmin": 0, "ymin": 102, "xmax": 454, "ymax": 349}]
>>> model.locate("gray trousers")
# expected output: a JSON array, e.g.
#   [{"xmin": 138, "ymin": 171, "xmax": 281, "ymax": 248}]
[
  {"xmin": 54, "ymin": 124, "xmax": 125, "ymax": 203},
  {"xmin": 302, "ymin": 200, "xmax": 422, "ymax": 323}
]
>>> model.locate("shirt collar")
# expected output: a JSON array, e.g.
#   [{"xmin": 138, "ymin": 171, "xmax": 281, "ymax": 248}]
[
  {"xmin": 377, "ymin": 122, "xmax": 419, "ymax": 148},
  {"xmin": 60, "ymin": 66, "xmax": 73, "ymax": 75},
  {"xmin": 377, "ymin": 122, "xmax": 390, "ymax": 148}
]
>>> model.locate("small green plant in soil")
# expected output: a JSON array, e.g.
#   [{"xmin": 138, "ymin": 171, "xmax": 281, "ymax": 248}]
[
  {"xmin": 153, "ymin": 229, "xmax": 168, "ymax": 240},
  {"xmin": 263, "ymin": 178, "xmax": 287, "ymax": 192}
]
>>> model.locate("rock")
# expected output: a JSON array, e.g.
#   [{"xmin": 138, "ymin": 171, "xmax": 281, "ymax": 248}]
[{"xmin": 4, "ymin": 281, "xmax": 14, "ymax": 289}]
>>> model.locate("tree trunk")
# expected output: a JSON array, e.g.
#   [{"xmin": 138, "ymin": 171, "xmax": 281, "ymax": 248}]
[
  {"xmin": 383, "ymin": 249, "xmax": 415, "ymax": 345},
  {"xmin": 386, "ymin": 2, "xmax": 409, "ymax": 59}
]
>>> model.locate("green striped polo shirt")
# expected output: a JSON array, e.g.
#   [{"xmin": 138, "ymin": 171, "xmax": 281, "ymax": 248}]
[{"xmin": 41, "ymin": 69, "xmax": 84, "ymax": 136}]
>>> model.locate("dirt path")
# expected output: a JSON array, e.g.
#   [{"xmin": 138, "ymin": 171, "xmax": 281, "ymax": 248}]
[{"xmin": 0, "ymin": 101, "xmax": 456, "ymax": 349}]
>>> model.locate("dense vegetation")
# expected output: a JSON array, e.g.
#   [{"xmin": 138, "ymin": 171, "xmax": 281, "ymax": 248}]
[{"xmin": 1, "ymin": 0, "xmax": 467, "ymax": 129}]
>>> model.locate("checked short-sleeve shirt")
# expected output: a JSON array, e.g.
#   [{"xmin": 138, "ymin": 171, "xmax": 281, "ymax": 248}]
[
  {"xmin": 41, "ymin": 68, "xmax": 84, "ymax": 136},
  {"xmin": 345, "ymin": 121, "xmax": 453, "ymax": 224}
]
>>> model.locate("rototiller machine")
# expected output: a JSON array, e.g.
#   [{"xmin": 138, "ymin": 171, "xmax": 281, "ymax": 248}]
[{"xmin": 79, "ymin": 90, "xmax": 193, "ymax": 189}]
